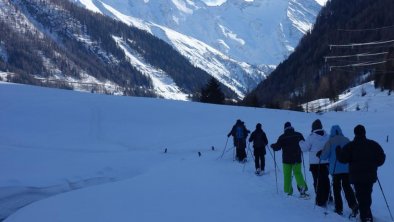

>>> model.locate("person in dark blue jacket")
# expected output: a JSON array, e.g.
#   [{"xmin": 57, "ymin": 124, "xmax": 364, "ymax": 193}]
[
  {"xmin": 336, "ymin": 125, "xmax": 385, "ymax": 222},
  {"xmin": 228, "ymin": 119, "xmax": 250, "ymax": 162}
]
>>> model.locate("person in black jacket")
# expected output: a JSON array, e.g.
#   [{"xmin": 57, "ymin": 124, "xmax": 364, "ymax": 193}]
[
  {"xmin": 271, "ymin": 122, "xmax": 308, "ymax": 196},
  {"xmin": 227, "ymin": 119, "xmax": 250, "ymax": 162},
  {"xmin": 249, "ymin": 123, "xmax": 268, "ymax": 175},
  {"xmin": 336, "ymin": 125, "xmax": 386, "ymax": 222}
]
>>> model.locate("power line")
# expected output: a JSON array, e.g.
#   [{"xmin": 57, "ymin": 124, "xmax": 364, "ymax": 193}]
[
  {"xmin": 329, "ymin": 39, "xmax": 394, "ymax": 49},
  {"xmin": 324, "ymin": 52, "xmax": 388, "ymax": 60},
  {"xmin": 330, "ymin": 67, "xmax": 394, "ymax": 74},
  {"xmin": 337, "ymin": 25, "xmax": 394, "ymax": 32},
  {"xmin": 329, "ymin": 60, "xmax": 387, "ymax": 71}
]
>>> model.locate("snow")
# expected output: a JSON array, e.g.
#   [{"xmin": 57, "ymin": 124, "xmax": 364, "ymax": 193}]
[
  {"xmin": 80, "ymin": 0, "xmax": 322, "ymax": 66},
  {"xmin": 314, "ymin": 0, "xmax": 328, "ymax": 6},
  {"xmin": 73, "ymin": 0, "xmax": 323, "ymax": 99},
  {"xmin": 74, "ymin": 0, "xmax": 102, "ymax": 14},
  {"xmin": 113, "ymin": 36, "xmax": 189, "ymax": 100},
  {"xmin": 303, "ymin": 81, "xmax": 394, "ymax": 113},
  {"xmin": 98, "ymin": 1, "xmax": 270, "ymax": 99},
  {"xmin": 0, "ymin": 82, "xmax": 393, "ymax": 222}
]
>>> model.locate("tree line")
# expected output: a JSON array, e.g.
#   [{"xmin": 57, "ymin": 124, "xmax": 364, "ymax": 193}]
[{"xmin": 243, "ymin": 0, "xmax": 394, "ymax": 110}]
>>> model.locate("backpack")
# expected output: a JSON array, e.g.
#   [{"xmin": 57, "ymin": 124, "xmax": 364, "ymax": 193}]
[{"xmin": 235, "ymin": 126, "xmax": 244, "ymax": 139}]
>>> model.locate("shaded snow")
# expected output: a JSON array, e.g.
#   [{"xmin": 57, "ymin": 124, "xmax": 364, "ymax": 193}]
[{"xmin": 0, "ymin": 83, "xmax": 393, "ymax": 222}]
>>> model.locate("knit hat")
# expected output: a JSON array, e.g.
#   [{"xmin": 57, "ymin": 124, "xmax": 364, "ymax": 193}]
[
  {"xmin": 284, "ymin": 122, "xmax": 291, "ymax": 129},
  {"xmin": 256, "ymin": 123, "xmax": 262, "ymax": 129},
  {"xmin": 312, "ymin": 119, "xmax": 323, "ymax": 131},
  {"xmin": 354, "ymin": 124, "xmax": 366, "ymax": 136}
]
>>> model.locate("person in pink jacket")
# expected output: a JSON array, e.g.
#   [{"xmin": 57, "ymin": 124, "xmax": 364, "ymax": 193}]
[{"xmin": 299, "ymin": 119, "xmax": 330, "ymax": 207}]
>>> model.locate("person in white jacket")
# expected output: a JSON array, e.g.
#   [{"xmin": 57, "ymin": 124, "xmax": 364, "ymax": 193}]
[{"xmin": 299, "ymin": 119, "xmax": 330, "ymax": 207}]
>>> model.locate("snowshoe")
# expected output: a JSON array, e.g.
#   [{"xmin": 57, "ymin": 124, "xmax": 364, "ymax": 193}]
[{"xmin": 299, "ymin": 192, "xmax": 310, "ymax": 199}]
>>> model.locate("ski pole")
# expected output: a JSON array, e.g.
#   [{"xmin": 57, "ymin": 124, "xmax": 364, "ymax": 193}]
[
  {"xmin": 377, "ymin": 178, "xmax": 394, "ymax": 221},
  {"xmin": 267, "ymin": 145, "xmax": 281, "ymax": 172},
  {"xmin": 302, "ymin": 153, "xmax": 308, "ymax": 185},
  {"xmin": 274, "ymin": 150, "xmax": 278, "ymax": 194},
  {"xmin": 218, "ymin": 137, "xmax": 229, "ymax": 160},
  {"xmin": 242, "ymin": 142, "xmax": 252, "ymax": 172}
]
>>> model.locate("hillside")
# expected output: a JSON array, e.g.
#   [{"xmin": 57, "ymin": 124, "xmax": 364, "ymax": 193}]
[
  {"xmin": 0, "ymin": 83, "xmax": 393, "ymax": 221},
  {"xmin": 245, "ymin": 0, "xmax": 394, "ymax": 109},
  {"xmin": 0, "ymin": 0, "xmax": 239, "ymax": 100}
]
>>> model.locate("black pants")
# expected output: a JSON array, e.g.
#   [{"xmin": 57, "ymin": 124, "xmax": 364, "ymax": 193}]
[
  {"xmin": 235, "ymin": 140, "xmax": 246, "ymax": 161},
  {"xmin": 310, "ymin": 164, "xmax": 330, "ymax": 206},
  {"xmin": 254, "ymin": 149, "xmax": 265, "ymax": 171},
  {"xmin": 354, "ymin": 182, "xmax": 374, "ymax": 222},
  {"xmin": 333, "ymin": 174, "xmax": 358, "ymax": 212}
]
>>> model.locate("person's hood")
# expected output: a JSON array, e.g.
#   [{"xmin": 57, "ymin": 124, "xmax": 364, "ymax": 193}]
[{"xmin": 330, "ymin": 125, "xmax": 343, "ymax": 138}]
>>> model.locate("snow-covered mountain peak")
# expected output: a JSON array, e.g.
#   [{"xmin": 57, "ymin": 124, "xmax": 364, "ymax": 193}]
[{"xmin": 76, "ymin": 0, "xmax": 325, "ymax": 66}]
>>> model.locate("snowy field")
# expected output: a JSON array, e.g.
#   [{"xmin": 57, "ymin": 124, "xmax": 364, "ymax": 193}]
[{"xmin": 0, "ymin": 82, "xmax": 393, "ymax": 221}]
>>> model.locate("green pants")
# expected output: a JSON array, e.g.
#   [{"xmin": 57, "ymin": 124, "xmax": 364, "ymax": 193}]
[{"xmin": 283, "ymin": 163, "xmax": 307, "ymax": 195}]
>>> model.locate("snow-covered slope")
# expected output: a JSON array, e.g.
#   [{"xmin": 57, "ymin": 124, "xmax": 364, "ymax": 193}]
[
  {"xmin": 303, "ymin": 81, "xmax": 394, "ymax": 113},
  {"xmin": 1, "ymin": 82, "xmax": 393, "ymax": 221},
  {"xmin": 72, "ymin": 0, "xmax": 327, "ymax": 98},
  {"xmin": 75, "ymin": 0, "xmax": 326, "ymax": 66}
]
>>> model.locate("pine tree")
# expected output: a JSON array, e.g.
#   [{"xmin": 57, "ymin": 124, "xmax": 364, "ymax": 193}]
[{"xmin": 200, "ymin": 77, "xmax": 225, "ymax": 104}]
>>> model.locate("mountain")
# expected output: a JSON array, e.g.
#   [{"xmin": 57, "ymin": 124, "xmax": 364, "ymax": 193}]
[
  {"xmin": 1, "ymin": 82, "xmax": 393, "ymax": 221},
  {"xmin": 72, "ymin": 0, "xmax": 327, "ymax": 97},
  {"xmin": 0, "ymin": 0, "xmax": 327, "ymax": 100},
  {"xmin": 0, "ymin": 0, "xmax": 238, "ymax": 100},
  {"xmin": 244, "ymin": 0, "xmax": 394, "ymax": 109}
]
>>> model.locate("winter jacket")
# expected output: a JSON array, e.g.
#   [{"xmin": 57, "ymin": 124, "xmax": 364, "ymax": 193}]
[
  {"xmin": 299, "ymin": 129, "xmax": 329, "ymax": 165},
  {"xmin": 320, "ymin": 125, "xmax": 350, "ymax": 175},
  {"xmin": 271, "ymin": 127, "xmax": 304, "ymax": 164},
  {"xmin": 228, "ymin": 123, "xmax": 249, "ymax": 147},
  {"xmin": 337, "ymin": 135, "xmax": 386, "ymax": 184},
  {"xmin": 249, "ymin": 128, "xmax": 268, "ymax": 153}
]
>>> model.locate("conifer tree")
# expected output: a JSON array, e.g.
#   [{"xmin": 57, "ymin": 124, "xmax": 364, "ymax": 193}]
[{"xmin": 200, "ymin": 77, "xmax": 225, "ymax": 104}]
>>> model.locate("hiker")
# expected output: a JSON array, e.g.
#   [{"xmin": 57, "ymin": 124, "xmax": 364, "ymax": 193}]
[
  {"xmin": 336, "ymin": 125, "xmax": 386, "ymax": 222},
  {"xmin": 248, "ymin": 123, "xmax": 268, "ymax": 175},
  {"xmin": 270, "ymin": 122, "xmax": 308, "ymax": 197},
  {"xmin": 317, "ymin": 125, "xmax": 358, "ymax": 217},
  {"xmin": 299, "ymin": 119, "xmax": 330, "ymax": 207},
  {"xmin": 227, "ymin": 119, "xmax": 249, "ymax": 162}
]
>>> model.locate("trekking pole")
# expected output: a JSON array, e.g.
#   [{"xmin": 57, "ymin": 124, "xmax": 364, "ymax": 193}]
[
  {"xmin": 233, "ymin": 145, "xmax": 236, "ymax": 161},
  {"xmin": 274, "ymin": 150, "xmax": 279, "ymax": 194},
  {"xmin": 267, "ymin": 145, "xmax": 281, "ymax": 172},
  {"xmin": 377, "ymin": 178, "xmax": 394, "ymax": 221},
  {"xmin": 242, "ymin": 142, "xmax": 252, "ymax": 172},
  {"xmin": 218, "ymin": 137, "xmax": 229, "ymax": 160},
  {"xmin": 302, "ymin": 153, "xmax": 308, "ymax": 185}
]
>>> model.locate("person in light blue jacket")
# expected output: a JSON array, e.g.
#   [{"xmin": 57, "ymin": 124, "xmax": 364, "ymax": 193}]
[{"xmin": 317, "ymin": 125, "xmax": 358, "ymax": 217}]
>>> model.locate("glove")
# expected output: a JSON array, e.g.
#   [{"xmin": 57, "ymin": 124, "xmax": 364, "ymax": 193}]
[
  {"xmin": 227, "ymin": 134, "xmax": 230, "ymax": 138},
  {"xmin": 270, "ymin": 144, "xmax": 274, "ymax": 149},
  {"xmin": 316, "ymin": 150, "xmax": 322, "ymax": 158}
]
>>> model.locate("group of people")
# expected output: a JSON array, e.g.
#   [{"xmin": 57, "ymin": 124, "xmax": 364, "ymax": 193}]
[{"xmin": 227, "ymin": 119, "xmax": 386, "ymax": 222}]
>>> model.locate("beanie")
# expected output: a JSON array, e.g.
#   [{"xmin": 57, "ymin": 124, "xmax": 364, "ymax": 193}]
[
  {"xmin": 354, "ymin": 124, "xmax": 366, "ymax": 136},
  {"xmin": 284, "ymin": 122, "xmax": 291, "ymax": 129},
  {"xmin": 312, "ymin": 119, "xmax": 323, "ymax": 131},
  {"xmin": 256, "ymin": 123, "xmax": 262, "ymax": 129}
]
